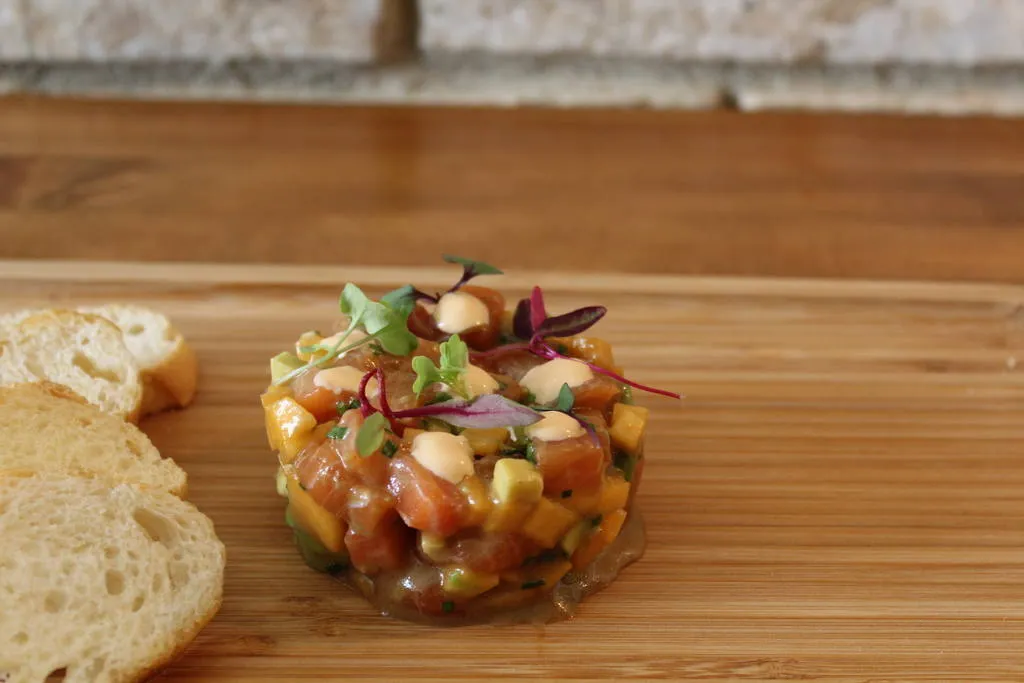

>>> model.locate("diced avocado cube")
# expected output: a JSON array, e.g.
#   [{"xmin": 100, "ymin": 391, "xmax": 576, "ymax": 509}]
[
  {"xmin": 560, "ymin": 519, "xmax": 591, "ymax": 556},
  {"xmin": 271, "ymin": 351, "xmax": 306, "ymax": 383},
  {"xmin": 492, "ymin": 458, "xmax": 544, "ymax": 505},
  {"xmin": 442, "ymin": 566, "xmax": 500, "ymax": 598}
]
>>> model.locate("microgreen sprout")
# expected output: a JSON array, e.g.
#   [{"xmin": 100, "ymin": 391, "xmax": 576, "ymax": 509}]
[
  {"xmin": 412, "ymin": 334, "xmax": 470, "ymax": 397},
  {"xmin": 273, "ymin": 283, "xmax": 418, "ymax": 386}
]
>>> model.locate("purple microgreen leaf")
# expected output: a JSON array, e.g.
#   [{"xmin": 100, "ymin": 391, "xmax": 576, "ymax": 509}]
[
  {"xmin": 469, "ymin": 341, "xmax": 531, "ymax": 362},
  {"xmin": 393, "ymin": 394, "xmax": 542, "ymax": 429},
  {"xmin": 529, "ymin": 286, "xmax": 547, "ymax": 331},
  {"xmin": 512, "ymin": 297, "xmax": 534, "ymax": 340},
  {"xmin": 535, "ymin": 305, "xmax": 607, "ymax": 339}
]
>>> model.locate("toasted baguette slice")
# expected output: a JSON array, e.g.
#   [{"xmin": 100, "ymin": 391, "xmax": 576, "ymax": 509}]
[
  {"xmin": 1, "ymin": 305, "xmax": 197, "ymax": 417},
  {"xmin": 79, "ymin": 304, "xmax": 198, "ymax": 415},
  {"xmin": 0, "ymin": 382, "xmax": 186, "ymax": 497},
  {"xmin": 0, "ymin": 310, "xmax": 144, "ymax": 421},
  {"xmin": 0, "ymin": 474, "xmax": 225, "ymax": 683}
]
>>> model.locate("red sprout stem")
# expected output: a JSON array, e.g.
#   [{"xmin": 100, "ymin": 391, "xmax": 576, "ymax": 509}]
[
  {"xmin": 357, "ymin": 369, "xmax": 376, "ymax": 418},
  {"xmin": 530, "ymin": 338, "xmax": 681, "ymax": 400}
]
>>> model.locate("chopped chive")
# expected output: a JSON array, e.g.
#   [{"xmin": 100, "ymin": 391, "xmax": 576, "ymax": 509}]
[
  {"xmin": 382, "ymin": 440, "xmax": 398, "ymax": 458},
  {"xmin": 553, "ymin": 343, "xmax": 569, "ymax": 355},
  {"xmin": 590, "ymin": 514, "xmax": 603, "ymax": 528},
  {"xmin": 521, "ymin": 579, "xmax": 545, "ymax": 590},
  {"xmin": 426, "ymin": 392, "xmax": 453, "ymax": 405},
  {"xmin": 524, "ymin": 440, "xmax": 537, "ymax": 465},
  {"xmin": 561, "ymin": 489, "xmax": 573, "ymax": 499},
  {"xmin": 522, "ymin": 390, "xmax": 536, "ymax": 405},
  {"xmin": 327, "ymin": 426, "xmax": 348, "ymax": 440},
  {"xmin": 496, "ymin": 380, "xmax": 508, "ymax": 391},
  {"xmin": 442, "ymin": 601, "xmax": 455, "ymax": 613},
  {"xmin": 336, "ymin": 398, "xmax": 361, "ymax": 414},
  {"xmin": 369, "ymin": 341, "xmax": 386, "ymax": 355}
]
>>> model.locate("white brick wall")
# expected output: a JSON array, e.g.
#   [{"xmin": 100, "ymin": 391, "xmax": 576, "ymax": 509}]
[{"xmin": 421, "ymin": 0, "xmax": 1024, "ymax": 65}]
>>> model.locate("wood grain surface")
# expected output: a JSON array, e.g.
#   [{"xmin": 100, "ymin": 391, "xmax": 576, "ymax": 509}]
[
  {"xmin": 1, "ymin": 260, "xmax": 1023, "ymax": 681},
  {"xmin": 2, "ymin": 97, "xmax": 1024, "ymax": 283}
]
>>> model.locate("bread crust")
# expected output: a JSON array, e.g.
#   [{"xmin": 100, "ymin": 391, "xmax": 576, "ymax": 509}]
[{"xmin": 141, "ymin": 337, "xmax": 198, "ymax": 415}]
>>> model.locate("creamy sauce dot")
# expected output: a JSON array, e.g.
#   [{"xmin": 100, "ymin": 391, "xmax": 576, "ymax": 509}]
[
  {"xmin": 520, "ymin": 358, "xmax": 594, "ymax": 404},
  {"xmin": 526, "ymin": 411, "xmax": 585, "ymax": 442},
  {"xmin": 434, "ymin": 292, "xmax": 490, "ymax": 334},
  {"xmin": 447, "ymin": 364, "xmax": 499, "ymax": 399},
  {"xmin": 411, "ymin": 432, "xmax": 475, "ymax": 484},
  {"xmin": 314, "ymin": 365, "xmax": 376, "ymax": 396}
]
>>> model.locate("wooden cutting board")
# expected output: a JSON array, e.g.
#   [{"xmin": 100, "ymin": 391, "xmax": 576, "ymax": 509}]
[{"xmin": 2, "ymin": 260, "xmax": 1023, "ymax": 682}]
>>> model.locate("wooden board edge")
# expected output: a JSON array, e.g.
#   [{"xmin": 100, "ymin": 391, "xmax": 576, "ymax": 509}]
[{"xmin": 0, "ymin": 259, "xmax": 1022, "ymax": 304}]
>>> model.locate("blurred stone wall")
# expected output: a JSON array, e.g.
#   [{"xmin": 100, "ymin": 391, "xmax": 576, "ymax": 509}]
[{"xmin": 2, "ymin": 0, "xmax": 1023, "ymax": 114}]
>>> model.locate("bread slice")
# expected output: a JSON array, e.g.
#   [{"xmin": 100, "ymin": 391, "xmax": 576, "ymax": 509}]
[
  {"xmin": 1, "ymin": 305, "xmax": 198, "ymax": 417},
  {"xmin": 0, "ymin": 382, "xmax": 186, "ymax": 497},
  {"xmin": 0, "ymin": 310, "xmax": 144, "ymax": 421},
  {"xmin": 79, "ymin": 304, "xmax": 198, "ymax": 415},
  {"xmin": 0, "ymin": 474, "xmax": 225, "ymax": 683}
]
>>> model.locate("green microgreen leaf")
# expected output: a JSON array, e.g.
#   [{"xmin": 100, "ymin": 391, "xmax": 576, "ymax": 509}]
[
  {"xmin": 555, "ymin": 383, "xmax": 575, "ymax": 413},
  {"xmin": 442, "ymin": 254, "xmax": 503, "ymax": 276},
  {"xmin": 412, "ymin": 334, "xmax": 470, "ymax": 397},
  {"xmin": 356, "ymin": 413, "xmax": 388, "ymax": 457},
  {"xmin": 327, "ymin": 426, "xmax": 348, "ymax": 440},
  {"xmin": 381, "ymin": 440, "xmax": 398, "ymax": 458},
  {"xmin": 273, "ymin": 283, "xmax": 419, "ymax": 386}
]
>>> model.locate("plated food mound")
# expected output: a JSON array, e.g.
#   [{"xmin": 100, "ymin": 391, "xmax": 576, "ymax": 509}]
[{"xmin": 261, "ymin": 256, "xmax": 680, "ymax": 623}]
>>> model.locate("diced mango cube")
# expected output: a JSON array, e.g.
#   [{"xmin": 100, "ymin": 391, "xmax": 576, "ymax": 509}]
[
  {"xmin": 265, "ymin": 397, "xmax": 317, "ymax": 457},
  {"xmin": 548, "ymin": 336, "xmax": 621, "ymax": 373},
  {"xmin": 492, "ymin": 458, "xmax": 543, "ymax": 505},
  {"xmin": 442, "ymin": 566, "xmax": 501, "ymax": 598},
  {"xmin": 596, "ymin": 476, "xmax": 631, "ymax": 514},
  {"xmin": 458, "ymin": 476, "xmax": 493, "ymax": 527},
  {"xmin": 571, "ymin": 509, "xmax": 628, "ymax": 570},
  {"xmin": 520, "ymin": 498, "xmax": 579, "ymax": 548},
  {"xmin": 286, "ymin": 476, "xmax": 346, "ymax": 553},
  {"xmin": 609, "ymin": 403, "xmax": 649, "ymax": 456},
  {"xmin": 462, "ymin": 427, "xmax": 509, "ymax": 456},
  {"xmin": 280, "ymin": 421, "xmax": 332, "ymax": 464},
  {"xmin": 295, "ymin": 331, "xmax": 323, "ymax": 362},
  {"xmin": 561, "ymin": 488, "xmax": 602, "ymax": 516},
  {"xmin": 484, "ymin": 501, "xmax": 534, "ymax": 534}
]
